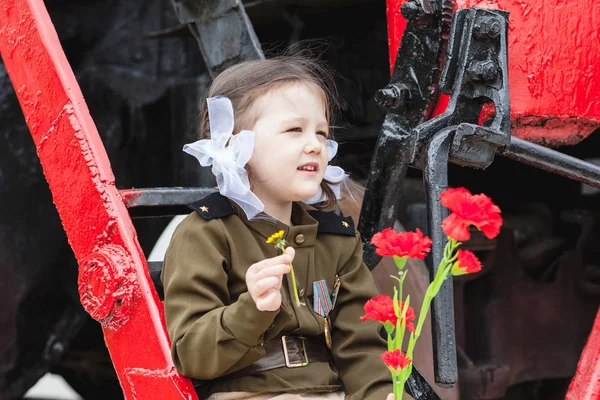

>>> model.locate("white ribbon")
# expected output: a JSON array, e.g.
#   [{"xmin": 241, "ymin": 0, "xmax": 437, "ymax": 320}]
[
  {"xmin": 183, "ymin": 96, "xmax": 265, "ymax": 220},
  {"xmin": 303, "ymin": 140, "xmax": 350, "ymax": 204}
]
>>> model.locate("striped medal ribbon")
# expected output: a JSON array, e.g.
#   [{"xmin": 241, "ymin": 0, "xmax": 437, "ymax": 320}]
[{"xmin": 313, "ymin": 279, "xmax": 334, "ymax": 349}]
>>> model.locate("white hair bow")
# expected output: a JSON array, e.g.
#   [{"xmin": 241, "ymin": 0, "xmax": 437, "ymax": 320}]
[
  {"xmin": 303, "ymin": 140, "xmax": 350, "ymax": 205},
  {"xmin": 184, "ymin": 96, "xmax": 349, "ymax": 219},
  {"xmin": 183, "ymin": 96, "xmax": 265, "ymax": 220}
]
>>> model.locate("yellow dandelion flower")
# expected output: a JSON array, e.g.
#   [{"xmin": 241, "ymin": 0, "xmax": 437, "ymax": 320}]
[
  {"xmin": 265, "ymin": 229, "xmax": 301, "ymax": 307},
  {"xmin": 266, "ymin": 230, "xmax": 285, "ymax": 244}
]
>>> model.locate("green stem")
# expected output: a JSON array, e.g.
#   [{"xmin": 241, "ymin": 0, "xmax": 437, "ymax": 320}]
[
  {"xmin": 281, "ymin": 248, "xmax": 301, "ymax": 307},
  {"xmin": 393, "ymin": 375, "xmax": 401, "ymax": 399},
  {"xmin": 289, "ymin": 262, "xmax": 301, "ymax": 307},
  {"xmin": 398, "ymin": 374, "xmax": 407, "ymax": 400},
  {"xmin": 406, "ymin": 240, "xmax": 457, "ymax": 359}
]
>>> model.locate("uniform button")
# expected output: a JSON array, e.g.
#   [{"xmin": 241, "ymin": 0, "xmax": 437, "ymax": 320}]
[{"xmin": 295, "ymin": 234, "xmax": 305, "ymax": 245}]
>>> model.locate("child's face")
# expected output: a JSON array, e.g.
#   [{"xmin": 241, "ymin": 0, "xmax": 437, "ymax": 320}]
[{"xmin": 247, "ymin": 82, "xmax": 329, "ymax": 207}]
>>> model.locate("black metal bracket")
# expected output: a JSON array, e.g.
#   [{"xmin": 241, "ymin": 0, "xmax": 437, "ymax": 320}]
[
  {"xmin": 169, "ymin": 0, "xmax": 264, "ymax": 77},
  {"xmin": 358, "ymin": 0, "xmax": 446, "ymax": 269},
  {"xmin": 412, "ymin": 8, "xmax": 510, "ymax": 387}
]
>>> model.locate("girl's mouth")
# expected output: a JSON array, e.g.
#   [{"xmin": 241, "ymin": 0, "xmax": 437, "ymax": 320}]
[{"xmin": 298, "ymin": 162, "xmax": 319, "ymax": 174}]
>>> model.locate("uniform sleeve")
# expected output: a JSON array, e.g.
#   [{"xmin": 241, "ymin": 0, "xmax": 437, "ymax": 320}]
[
  {"xmin": 330, "ymin": 233, "xmax": 394, "ymax": 400},
  {"xmin": 161, "ymin": 214, "xmax": 278, "ymax": 379}
]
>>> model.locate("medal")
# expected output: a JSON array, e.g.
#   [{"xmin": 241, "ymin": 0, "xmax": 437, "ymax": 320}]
[
  {"xmin": 313, "ymin": 279, "xmax": 339, "ymax": 350},
  {"xmin": 324, "ymin": 315, "xmax": 333, "ymax": 349}
]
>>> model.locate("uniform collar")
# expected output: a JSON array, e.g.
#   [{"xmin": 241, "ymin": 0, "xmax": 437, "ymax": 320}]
[
  {"xmin": 236, "ymin": 201, "xmax": 320, "ymax": 249},
  {"xmin": 188, "ymin": 193, "xmax": 355, "ymax": 249}
]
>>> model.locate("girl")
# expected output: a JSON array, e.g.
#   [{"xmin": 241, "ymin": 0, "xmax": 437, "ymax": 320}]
[{"xmin": 161, "ymin": 54, "xmax": 399, "ymax": 400}]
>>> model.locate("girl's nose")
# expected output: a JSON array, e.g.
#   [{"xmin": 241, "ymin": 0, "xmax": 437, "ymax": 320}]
[{"xmin": 304, "ymin": 133, "xmax": 323, "ymax": 154}]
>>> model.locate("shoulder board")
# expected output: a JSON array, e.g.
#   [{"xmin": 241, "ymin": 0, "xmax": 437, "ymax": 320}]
[
  {"xmin": 187, "ymin": 192, "xmax": 236, "ymax": 220},
  {"xmin": 307, "ymin": 210, "xmax": 355, "ymax": 236}
]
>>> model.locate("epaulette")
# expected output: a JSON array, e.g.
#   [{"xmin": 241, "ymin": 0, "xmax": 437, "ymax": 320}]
[
  {"xmin": 308, "ymin": 210, "xmax": 356, "ymax": 237},
  {"xmin": 187, "ymin": 192, "xmax": 236, "ymax": 220}
]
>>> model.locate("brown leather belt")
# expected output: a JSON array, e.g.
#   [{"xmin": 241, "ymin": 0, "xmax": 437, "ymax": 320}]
[
  {"xmin": 228, "ymin": 335, "xmax": 331, "ymax": 378},
  {"xmin": 193, "ymin": 336, "xmax": 331, "ymax": 398}
]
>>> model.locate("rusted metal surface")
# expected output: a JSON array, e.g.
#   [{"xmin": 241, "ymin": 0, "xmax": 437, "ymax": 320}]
[{"xmin": 0, "ymin": 1, "xmax": 197, "ymax": 398}]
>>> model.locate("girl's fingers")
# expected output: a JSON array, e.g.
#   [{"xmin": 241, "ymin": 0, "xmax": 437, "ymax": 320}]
[
  {"xmin": 284, "ymin": 247, "xmax": 295, "ymax": 260},
  {"xmin": 252, "ymin": 276, "xmax": 282, "ymax": 297},
  {"xmin": 248, "ymin": 249, "xmax": 295, "ymax": 275},
  {"xmin": 255, "ymin": 289, "xmax": 281, "ymax": 311},
  {"xmin": 257, "ymin": 253, "xmax": 292, "ymax": 269},
  {"xmin": 386, "ymin": 394, "xmax": 395, "ymax": 400},
  {"xmin": 246, "ymin": 250, "xmax": 296, "ymax": 310},
  {"xmin": 253, "ymin": 264, "xmax": 291, "ymax": 281}
]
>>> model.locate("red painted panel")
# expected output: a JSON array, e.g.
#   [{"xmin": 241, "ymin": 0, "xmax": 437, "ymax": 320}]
[
  {"xmin": 0, "ymin": 1, "xmax": 198, "ymax": 399},
  {"xmin": 387, "ymin": 0, "xmax": 600, "ymax": 146},
  {"xmin": 566, "ymin": 309, "xmax": 600, "ymax": 400}
]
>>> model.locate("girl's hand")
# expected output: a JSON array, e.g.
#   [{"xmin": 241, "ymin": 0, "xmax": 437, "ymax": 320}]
[
  {"xmin": 246, "ymin": 247, "xmax": 294, "ymax": 311},
  {"xmin": 386, "ymin": 394, "xmax": 395, "ymax": 400}
]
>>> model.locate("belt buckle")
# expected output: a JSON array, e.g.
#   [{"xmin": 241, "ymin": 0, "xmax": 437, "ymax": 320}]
[{"xmin": 281, "ymin": 336, "xmax": 309, "ymax": 368}]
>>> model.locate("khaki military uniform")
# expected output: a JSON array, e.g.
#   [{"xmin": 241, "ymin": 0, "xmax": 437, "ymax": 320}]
[{"xmin": 161, "ymin": 193, "xmax": 394, "ymax": 399}]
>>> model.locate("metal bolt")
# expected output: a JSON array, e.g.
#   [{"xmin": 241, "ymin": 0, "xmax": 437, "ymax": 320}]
[
  {"xmin": 375, "ymin": 84, "xmax": 410, "ymax": 112},
  {"xmin": 467, "ymin": 60, "xmax": 498, "ymax": 82},
  {"xmin": 51, "ymin": 341, "xmax": 65, "ymax": 358},
  {"xmin": 474, "ymin": 17, "xmax": 502, "ymax": 39}
]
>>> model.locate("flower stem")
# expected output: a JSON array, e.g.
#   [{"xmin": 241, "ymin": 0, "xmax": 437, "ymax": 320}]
[
  {"xmin": 406, "ymin": 240, "xmax": 456, "ymax": 360},
  {"xmin": 281, "ymin": 248, "xmax": 301, "ymax": 307},
  {"xmin": 393, "ymin": 376, "xmax": 401, "ymax": 399}
]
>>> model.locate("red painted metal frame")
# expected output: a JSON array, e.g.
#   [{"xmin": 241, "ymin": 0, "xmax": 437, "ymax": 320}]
[
  {"xmin": 385, "ymin": 1, "xmax": 600, "ymax": 398},
  {"xmin": 567, "ymin": 311, "xmax": 600, "ymax": 400},
  {"xmin": 387, "ymin": 0, "xmax": 600, "ymax": 147},
  {"xmin": 0, "ymin": 1, "xmax": 198, "ymax": 399}
]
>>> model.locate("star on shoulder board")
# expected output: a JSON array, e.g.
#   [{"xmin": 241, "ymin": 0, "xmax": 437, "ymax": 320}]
[{"xmin": 187, "ymin": 193, "xmax": 236, "ymax": 221}]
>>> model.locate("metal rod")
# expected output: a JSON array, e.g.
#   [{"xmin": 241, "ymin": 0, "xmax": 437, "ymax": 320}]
[
  {"xmin": 120, "ymin": 187, "xmax": 215, "ymax": 208},
  {"xmin": 424, "ymin": 128, "xmax": 458, "ymax": 386},
  {"xmin": 501, "ymin": 137, "xmax": 600, "ymax": 189}
]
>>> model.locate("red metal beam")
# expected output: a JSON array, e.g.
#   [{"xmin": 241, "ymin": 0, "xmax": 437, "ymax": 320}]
[
  {"xmin": 0, "ymin": 1, "xmax": 198, "ymax": 398},
  {"xmin": 567, "ymin": 309, "xmax": 600, "ymax": 400}
]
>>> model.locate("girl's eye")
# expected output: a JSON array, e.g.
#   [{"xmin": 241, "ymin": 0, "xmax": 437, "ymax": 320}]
[
  {"xmin": 317, "ymin": 130, "xmax": 329, "ymax": 138},
  {"xmin": 286, "ymin": 127, "xmax": 302, "ymax": 133}
]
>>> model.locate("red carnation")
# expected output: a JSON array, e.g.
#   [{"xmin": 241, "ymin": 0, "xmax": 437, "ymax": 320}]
[
  {"xmin": 380, "ymin": 349, "xmax": 412, "ymax": 372},
  {"xmin": 440, "ymin": 187, "xmax": 502, "ymax": 241},
  {"xmin": 360, "ymin": 295, "xmax": 396, "ymax": 324},
  {"xmin": 360, "ymin": 295, "xmax": 416, "ymax": 333},
  {"xmin": 370, "ymin": 228, "xmax": 432, "ymax": 260},
  {"xmin": 451, "ymin": 249, "xmax": 482, "ymax": 276}
]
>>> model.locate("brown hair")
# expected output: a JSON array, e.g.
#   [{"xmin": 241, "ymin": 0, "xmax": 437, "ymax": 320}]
[{"xmin": 198, "ymin": 52, "xmax": 341, "ymax": 210}]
